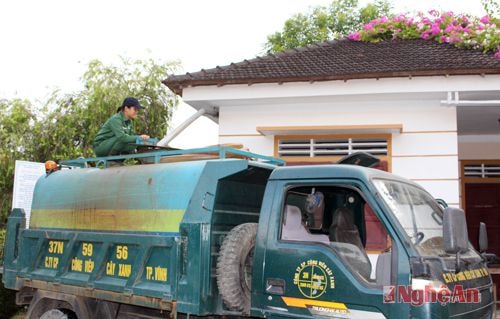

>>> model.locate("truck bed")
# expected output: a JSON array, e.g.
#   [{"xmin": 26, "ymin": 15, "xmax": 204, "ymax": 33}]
[{"xmin": 4, "ymin": 209, "xmax": 180, "ymax": 311}]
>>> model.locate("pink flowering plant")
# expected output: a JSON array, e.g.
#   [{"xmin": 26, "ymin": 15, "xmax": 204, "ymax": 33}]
[{"xmin": 348, "ymin": 10, "xmax": 500, "ymax": 57}]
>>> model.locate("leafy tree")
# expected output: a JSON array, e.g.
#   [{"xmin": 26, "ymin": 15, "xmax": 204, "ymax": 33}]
[
  {"xmin": 34, "ymin": 57, "xmax": 180, "ymax": 160},
  {"xmin": 482, "ymin": 0, "xmax": 500, "ymax": 17},
  {"xmin": 265, "ymin": 0, "xmax": 393, "ymax": 53},
  {"xmin": 0, "ymin": 99, "xmax": 37, "ymax": 223},
  {"xmin": 0, "ymin": 57, "xmax": 179, "ymax": 224}
]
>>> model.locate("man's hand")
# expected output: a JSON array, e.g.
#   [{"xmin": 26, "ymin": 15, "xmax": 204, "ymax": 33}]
[{"xmin": 140, "ymin": 134, "xmax": 150, "ymax": 141}]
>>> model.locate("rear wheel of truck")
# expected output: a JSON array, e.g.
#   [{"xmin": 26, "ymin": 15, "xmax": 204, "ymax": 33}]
[{"xmin": 216, "ymin": 222, "xmax": 257, "ymax": 314}]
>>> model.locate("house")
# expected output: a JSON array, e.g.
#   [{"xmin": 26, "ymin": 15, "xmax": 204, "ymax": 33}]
[{"xmin": 164, "ymin": 38, "xmax": 500, "ymax": 262}]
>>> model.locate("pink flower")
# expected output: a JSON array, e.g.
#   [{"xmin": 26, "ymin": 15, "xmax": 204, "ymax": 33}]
[
  {"xmin": 421, "ymin": 32, "xmax": 430, "ymax": 39},
  {"xmin": 348, "ymin": 32, "xmax": 361, "ymax": 41},
  {"xmin": 346, "ymin": 10, "xmax": 500, "ymax": 56},
  {"xmin": 393, "ymin": 14, "xmax": 406, "ymax": 22},
  {"xmin": 480, "ymin": 15, "xmax": 490, "ymax": 24},
  {"xmin": 431, "ymin": 23, "xmax": 441, "ymax": 35}
]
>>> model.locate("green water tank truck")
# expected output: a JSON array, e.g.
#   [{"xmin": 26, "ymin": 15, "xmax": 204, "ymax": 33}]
[{"xmin": 2, "ymin": 147, "xmax": 496, "ymax": 318}]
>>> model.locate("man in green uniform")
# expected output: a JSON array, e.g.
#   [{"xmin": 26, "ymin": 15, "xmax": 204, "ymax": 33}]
[{"xmin": 93, "ymin": 97, "xmax": 150, "ymax": 157}]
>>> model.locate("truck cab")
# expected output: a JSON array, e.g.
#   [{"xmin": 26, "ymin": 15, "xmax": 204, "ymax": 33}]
[{"xmin": 246, "ymin": 164, "xmax": 494, "ymax": 319}]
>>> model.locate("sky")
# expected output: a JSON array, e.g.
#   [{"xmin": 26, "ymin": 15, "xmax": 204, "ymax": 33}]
[{"xmin": 0, "ymin": 0, "xmax": 487, "ymax": 148}]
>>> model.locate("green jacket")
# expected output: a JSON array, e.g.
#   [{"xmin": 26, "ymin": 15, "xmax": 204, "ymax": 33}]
[{"xmin": 93, "ymin": 112, "xmax": 137, "ymax": 148}]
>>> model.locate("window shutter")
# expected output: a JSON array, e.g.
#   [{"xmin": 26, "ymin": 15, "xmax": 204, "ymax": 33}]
[
  {"xmin": 464, "ymin": 163, "xmax": 500, "ymax": 178},
  {"xmin": 278, "ymin": 137, "xmax": 388, "ymax": 158}
]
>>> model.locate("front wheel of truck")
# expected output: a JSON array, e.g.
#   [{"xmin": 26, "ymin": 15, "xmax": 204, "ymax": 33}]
[{"xmin": 216, "ymin": 222, "xmax": 257, "ymax": 314}]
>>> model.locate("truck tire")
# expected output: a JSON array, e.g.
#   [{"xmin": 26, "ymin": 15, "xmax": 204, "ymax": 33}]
[
  {"xmin": 216, "ymin": 222, "xmax": 257, "ymax": 313},
  {"xmin": 39, "ymin": 309, "xmax": 72, "ymax": 319}
]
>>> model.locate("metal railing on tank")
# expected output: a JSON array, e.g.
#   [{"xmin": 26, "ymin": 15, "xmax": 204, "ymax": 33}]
[{"xmin": 59, "ymin": 145, "xmax": 286, "ymax": 168}]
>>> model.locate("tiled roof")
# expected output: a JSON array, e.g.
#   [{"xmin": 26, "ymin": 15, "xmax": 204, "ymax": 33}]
[{"xmin": 163, "ymin": 38, "xmax": 500, "ymax": 95}]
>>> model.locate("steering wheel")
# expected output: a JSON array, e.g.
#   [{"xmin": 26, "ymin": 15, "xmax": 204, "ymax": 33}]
[
  {"xmin": 419, "ymin": 236, "xmax": 443, "ymax": 251},
  {"xmin": 414, "ymin": 232, "xmax": 425, "ymax": 245}
]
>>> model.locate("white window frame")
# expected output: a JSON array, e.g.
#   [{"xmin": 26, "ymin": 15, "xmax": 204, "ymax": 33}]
[{"xmin": 274, "ymin": 134, "xmax": 392, "ymax": 168}]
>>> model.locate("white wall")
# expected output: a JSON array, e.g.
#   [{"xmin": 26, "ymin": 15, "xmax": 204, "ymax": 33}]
[
  {"xmin": 458, "ymin": 135, "xmax": 500, "ymax": 160},
  {"xmin": 218, "ymin": 96, "xmax": 459, "ymax": 205},
  {"xmin": 179, "ymin": 76, "xmax": 479, "ymax": 205}
]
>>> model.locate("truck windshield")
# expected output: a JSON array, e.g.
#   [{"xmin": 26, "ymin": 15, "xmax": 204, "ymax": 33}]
[{"xmin": 373, "ymin": 179, "xmax": 478, "ymax": 258}]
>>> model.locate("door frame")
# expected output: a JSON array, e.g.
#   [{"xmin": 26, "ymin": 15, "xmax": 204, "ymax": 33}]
[
  {"xmin": 460, "ymin": 160, "xmax": 500, "ymax": 310},
  {"xmin": 460, "ymin": 160, "xmax": 500, "ymax": 209}
]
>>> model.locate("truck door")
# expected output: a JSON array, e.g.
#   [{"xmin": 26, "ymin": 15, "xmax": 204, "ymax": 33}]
[{"xmin": 260, "ymin": 182, "xmax": 406, "ymax": 319}]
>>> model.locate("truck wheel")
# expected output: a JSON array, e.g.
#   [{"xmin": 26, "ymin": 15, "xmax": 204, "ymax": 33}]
[
  {"xmin": 216, "ymin": 223, "xmax": 257, "ymax": 313},
  {"xmin": 39, "ymin": 309, "xmax": 73, "ymax": 319}
]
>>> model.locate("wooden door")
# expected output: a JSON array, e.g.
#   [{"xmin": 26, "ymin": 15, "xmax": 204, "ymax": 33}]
[
  {"xmin": 465, "ymin": 182, "xmax": 500, "ymax": 304},
  {"xmin": 465, "ymin": 183, "xmax": 500, "ymax": 258}
]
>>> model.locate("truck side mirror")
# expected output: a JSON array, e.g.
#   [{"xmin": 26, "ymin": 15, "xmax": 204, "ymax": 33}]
[
  {"xmin": 435, "ymin": 198, "xmax": 448, "ymax": 209},
  {"xmin": 443, "ymin": 207, "xmax": 469, "ymax": 254},
  {"xmin": 479, "ymin": 222, "xmax": 488, "ymax": 253}
]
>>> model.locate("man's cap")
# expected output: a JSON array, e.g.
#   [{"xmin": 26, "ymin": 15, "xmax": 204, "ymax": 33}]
[{"xmin": 122, "ymin": 97, "xmax": 143, "ymax": 109}]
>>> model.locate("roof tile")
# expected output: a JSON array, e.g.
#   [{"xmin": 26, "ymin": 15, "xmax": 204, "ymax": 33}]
[{"xmin": 164, "ymin": 38, "xmax": 500, "ymax": 95}]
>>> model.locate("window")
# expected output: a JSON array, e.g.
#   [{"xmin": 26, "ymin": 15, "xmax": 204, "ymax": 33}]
[
  {"xmin": 374, "ymin": 179, "xmax": 443, "ymax": 256},
  {"xmin": 464, "ymin": 163, "xmax": 500, "ymax": 178},
  {"xmin": 280, "ymin": 185, "xmax": 392, "ymax": 285},
  {"xmin": 373, "ymin": 179, "xmax": 480, "ymax": 260},
  {"xmin": 276, "ymin": 134, "xmax": 391, "ymax": 164}
]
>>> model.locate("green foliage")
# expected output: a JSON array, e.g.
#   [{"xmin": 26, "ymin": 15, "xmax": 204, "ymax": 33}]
[
  {"xmin": 265, "ymin": 0, "xmax": 393, "ymax": 53},
  {"xmin": 1, "ymin": 228, "xmax": 19, "ymax": 318},
  {"xmin": 34, "ymin": 57, "xmax": 179, "ymax": 161},
  {"xmin": 482, "ymin": 0, "xmax": 500, "ymax": 17},
  {"xmin": 348, "ymin": 11, "xmax": 500, "ymax": 57},
  {"xmin": 0, "ymin": 57, "xmax": 179, "ymax": 225},
  {"xmin": 0, "ymin": 99, "xmax": 37, "ymax": 224}
]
